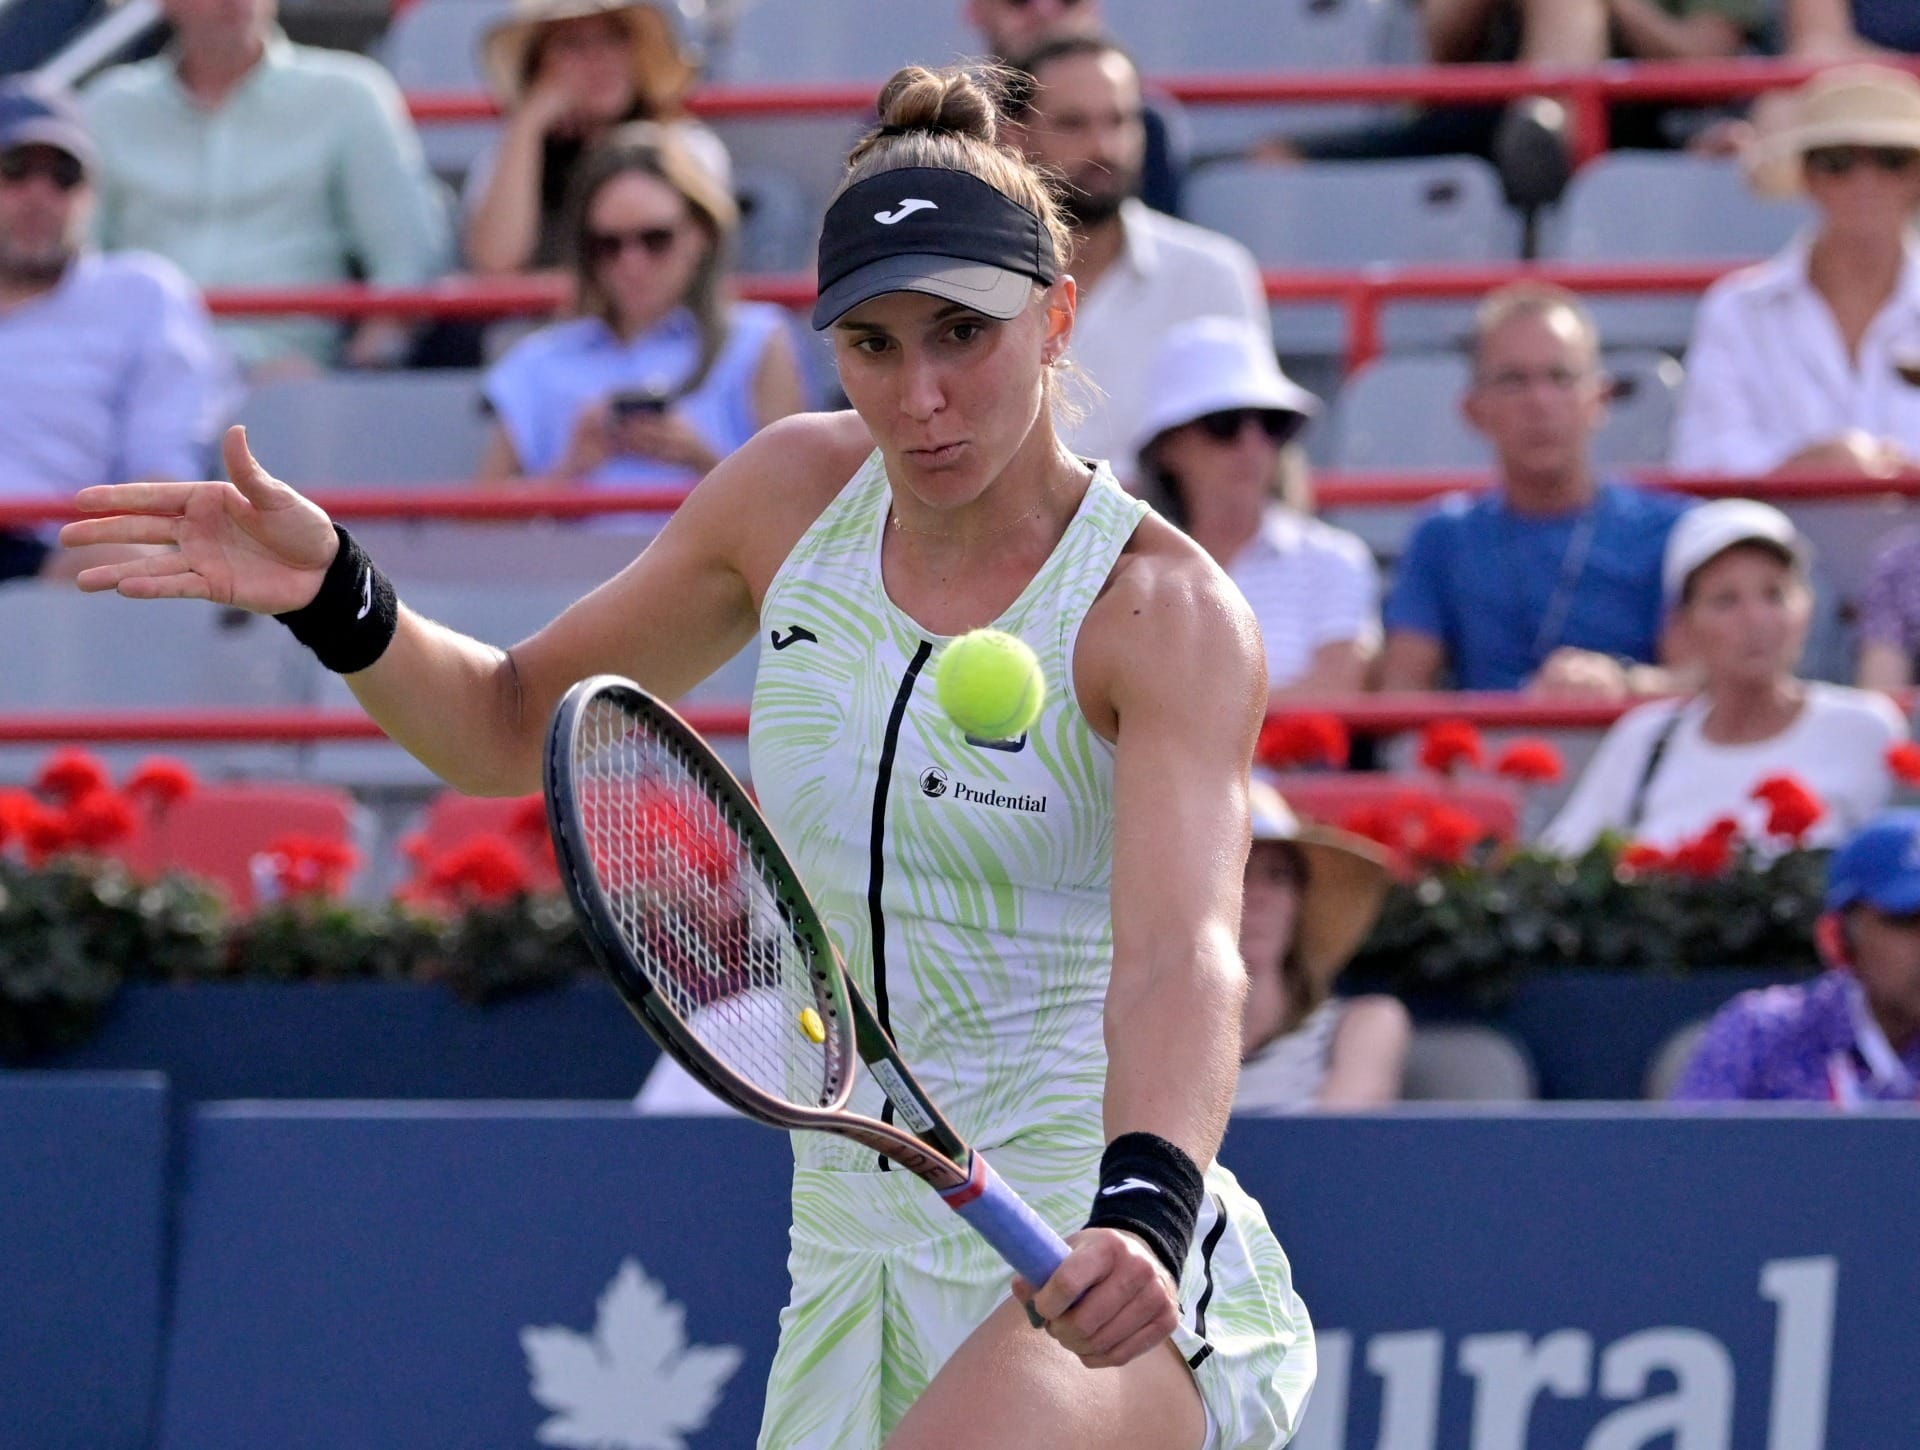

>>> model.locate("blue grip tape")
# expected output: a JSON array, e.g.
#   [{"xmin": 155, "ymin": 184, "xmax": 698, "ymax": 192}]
[{"xmin": 938, "ymin": 1152, "xmax": 1070, "ymax": 1289}]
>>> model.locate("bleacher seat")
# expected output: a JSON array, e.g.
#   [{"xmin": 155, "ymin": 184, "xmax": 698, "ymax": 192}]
[
  {"xmin": 708, "ymin": 0, "xmax": 974, "ymax": 84},
  {"xmin": 373, "ymin": 0, "xmax": 508, "ymax": 179},
  {"xmin": 1326, "ymin": 348, "xmax": 1687, "ymax": 470},
  {"xmin": 235, "ymin": 371, "xmax": 491, "ymax": 486},
  {"xmin": 1644, "ymin": 1019, "xmax": 1710, "ymax": 1101},
  {"xmin": 117, "ymin": 782, "xmax": 368, "ymax": 912},
  {"xmin": 1400, "ymin": 1023, "xmax": 1538, "ymax": 1101},
  {"xmin": 1276, "ymin": 771, "xmax": 1522, "ymax": 843},
  {"xmin": 1185, "ymin": 156, "xmax": 1519, "ymax": 356},
  {"xmin": 1539, "ymin": 153, "xmax": 1812, "ymax": 351},
  {"xmin": 410, "ymin": 789, "xmax": 560, "ymax": 890}
]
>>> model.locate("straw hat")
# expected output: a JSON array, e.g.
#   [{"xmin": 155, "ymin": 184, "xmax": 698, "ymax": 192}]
[
  {"xmin": 1747, "ymin": 64, "xmax": 1920, "ymax": 199},
  {"xmin": 1248, "ymin": 777, "xmax": 1391, "ymax": 991},
  {"xmin": 480, "ymin": 0, "xmax": 698, "ymax": 110}
]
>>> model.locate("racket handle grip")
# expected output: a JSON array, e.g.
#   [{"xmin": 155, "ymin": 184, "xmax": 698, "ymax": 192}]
[{"xmin": 938, "ymin": 1151, "xmax": 1071, "ymax": 1290}]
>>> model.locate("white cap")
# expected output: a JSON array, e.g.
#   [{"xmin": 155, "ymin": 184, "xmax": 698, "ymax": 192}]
[
  {"xmin": 1129, "ymin": 316, "xmax": 1320, "ymax": 464},
  {"xmin": 1662, "ymin": 498, "xmax": 1807, "ymax": 604}
]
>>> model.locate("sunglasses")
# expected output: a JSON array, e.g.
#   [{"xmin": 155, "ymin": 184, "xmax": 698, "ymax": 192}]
[
  {"xmin": 1804, "ymin": 146, "xmax": 1920, "ymax": 179},
  {"xmin": 0, "ymin": 149, "xmax": 85, "ymax": 192},
  {"xmin": 585, "ymin": 224, "xmax": 683, "ymax": 264},
  {"xmin": 1193, "ymin": 408, "xmax": 1298, "ymax": 446}
]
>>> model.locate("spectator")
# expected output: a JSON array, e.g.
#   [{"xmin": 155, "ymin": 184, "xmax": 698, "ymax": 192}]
[
  {"xmin": 465, "ymin": 0, "xmax": 728, "ymax": 277},
  {"xmin": 1787, "ymin": 0, "xmax": 1920, "ymax": 58},
  {"xmin": 479, "ymin": 122, "xmax": 804, "ymax": 489},
  {"xmin": 1856, "ymin": 530, "xmax": 1920, "ymax": 688},
  {"xmin": 1671, "ymin": 65, "xmax": 1920, "ymax": 477},
  {"xmin": 1380, "ymin": 283, "xmax": 1693, "ymax": 697},
  {"xmin": 1672, "ymin": 808, "xmax": 1920, "ymax": 1103},
  {"xmin": 80, "ymin": 0, "xmax": 452, "ymax": 376},
  {"xmin": 1542, "ymin": 499, "xmax": 1905, "ymax": 855},
  {"xmin": 1004, "ymin": 35, "xmax": 1269, "ymax": 471},
  {"xmin": 1133, "ymin": 315, "xmax": 1379, "ymax": 696},
  {"xmin": 0, "ymin": 79, "xmax": 231, "ymax": 586},
  {"xmin": 1234, "ymin": 778, "xmax": 1408, "ymax": 1113},
  {"xmin": 1268, "ymin": 0, "xmax": 1765, "ymax": 199},
  {"xmin": 963, "ymin": 0, "xmax": 1186, "ymax": 215}
]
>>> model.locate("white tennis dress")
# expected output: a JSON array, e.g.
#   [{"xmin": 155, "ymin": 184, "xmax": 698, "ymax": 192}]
[{"xmin": 745, "ymin": 451, "xmax": 1315, "ymax": 1448}]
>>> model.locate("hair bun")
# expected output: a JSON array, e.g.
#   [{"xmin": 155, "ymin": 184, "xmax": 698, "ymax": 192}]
[{"xmin": 872, "ymin": 64, "xmax": 1005, "ymax": 148}]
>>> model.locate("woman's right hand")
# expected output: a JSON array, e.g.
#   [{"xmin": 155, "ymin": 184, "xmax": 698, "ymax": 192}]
[{"xmin": 60, "ymin": 425, "xmax": 340, "ymax": 614}]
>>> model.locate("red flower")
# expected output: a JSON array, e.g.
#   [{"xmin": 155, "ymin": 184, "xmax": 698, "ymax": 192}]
[
  {"xmin": 1888, "ymin": 741, "xmax": 1920, "ymax": 787},
  {"xmin": 1411, "ymin": 802, "xmax": 1487, "ymax": 868},
  {"xmin": 1751, "ymin": 774, "xmax": 1824, "ymax": 844},
  {"xmin": 425, "ymin": 836, "xmax": 530, "ymax": 904},
  {"xmin": 259, "ymin": 834, "xmax": 360, "ymax": 900},
  {"xmin": 34, "ymin": 747, "xmax": 110, "ymax": 806},
  {"xmin": 1672, "ymin": 816, "xmax": 1740, "ymax": 878},
  {"xmin": 0, "ymin": 788, "xmax": 39, "ymax": 851},
  {"xmin": 398, "ymin": 832, "xmax": 434, "ymax": 868},
  {"xmin": 1340, "ymin": 803, "xmax": 1409, "ymax": 855},
  {"xmin": 20, "ymin": 799, "xmax": 72, "ymax": 866},
  {"xmin": 632, "ymin": 791, "xmax": 737, "ymax": 889},
  {"xmin": 123, "ymin": 757, "xmax": 197, "ymax": 813},
  {"xmin": 1493, "ymin": 739, "xmax": 1564, "ymax": 785},
  {"xmin": 1617, "ymin": 842, "xmax": 1671, "ymax": 873},
  {"xmin": 506, "ymin": 795, "xmax": 549, "ymax": 844},
  {"xmin": 1417, "ymin": 720, "xmax": 1485, "ymax": 777},
  {"xmin": 1255, "ymin": 714, "xmax": 1350, "ymax": 771},
  {"xmin": 63, "ymin": 790, "xmax": 139, "ymax": 851}
]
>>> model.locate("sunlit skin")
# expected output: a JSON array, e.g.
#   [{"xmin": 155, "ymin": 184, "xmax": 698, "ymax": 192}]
[
  {"xmin": 1014, "ymin": 49, "xmax": 1145, "ymax": 222},
  {"xmin": 830, "ymin": 282, "xmax": 1081, "ymax": 538},
  {"xmin": 1462, "ymin": 309, "xmax": 1608, "ymax": 509},
  {"xmin": 1151, "ymin": 413, "xmax": 1276, "ymax": 559},
  {"xmin": 0, "ymin": 146, "xmax": 88, "ymax": 290},
  {"xmin": 587, "ymin": 170, "xmax": 705, "ymax": 340},
  {"xmin": 1804, "ymin": 146, "xmax": 1920, "ymax": 248},
  {"xmin": 1236, "ymin": 843, "xmax": 1304, "ymax": 1057},
  {"xmin": 1846, "ymin": 904, "xmax": 1920, "ymax": 1052}
]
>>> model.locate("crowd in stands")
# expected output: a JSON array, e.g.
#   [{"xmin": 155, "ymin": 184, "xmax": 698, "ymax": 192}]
[{"xmin": 7, "ymin": 0, "xmax": 1920, "ymax": 1107}]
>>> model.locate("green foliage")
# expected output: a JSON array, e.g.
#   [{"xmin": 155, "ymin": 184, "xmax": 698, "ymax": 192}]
[{"xmin": 1348, "ymin": 837, "xmax": 1827, "ymax": 1009}]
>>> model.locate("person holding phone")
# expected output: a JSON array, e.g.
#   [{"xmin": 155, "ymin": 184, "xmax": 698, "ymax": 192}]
[{"xmin": 478, "ymin": 122, "xmax": 806, "ymax": 492}]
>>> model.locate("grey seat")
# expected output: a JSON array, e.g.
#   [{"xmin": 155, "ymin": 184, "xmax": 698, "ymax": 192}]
[
  {"xmin": 373, "ymin": 0, "xmax": 510, "ymax": 180},
  {"xmin": 1400, "ymin": 1024, "xmax": 1538, "ymax": 1102},
  {"xmin": 1645, "ymin": 1019, "xmax": 1711, "ymax": 1101},
  {"xmin": 235, "ymin": 372, "xmax": 491, "ymax": 487},
  {"xmin": 734, "ymin": 164, "xmax": 818, "ymax": 276},
  {"xmin": 1186, "ymin": 157, "xmax": 1519, "ymax": 355},
  {"xmin": 1326, "ymin": 348, "xmax": 1685, "ymax": 470},
  {"xmin": 1538, "ymin": 153, "xmax": 1813, "ymax": 351},
  {"xmin": 707, "ymin": 0, "xmax": 973, "ymax": 83}
]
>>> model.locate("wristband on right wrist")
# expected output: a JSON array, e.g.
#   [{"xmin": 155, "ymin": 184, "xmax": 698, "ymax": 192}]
[
  {"xmin": 273, "ymin": 524, "xmax": 398, "ymax": 675},
  {"xmin": 1083, "ymin": 1131, "xmax": 1205, "ymax": 1282}
]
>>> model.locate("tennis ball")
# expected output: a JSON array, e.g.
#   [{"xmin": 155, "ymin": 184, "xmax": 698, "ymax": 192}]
[
  {"xmin": 935, "ymin": 629, "xmax": 1045, "ymax": 741},
  {"xmin": 798, "ymin": 1007, "xmax": 826, "ymax": 1044}
]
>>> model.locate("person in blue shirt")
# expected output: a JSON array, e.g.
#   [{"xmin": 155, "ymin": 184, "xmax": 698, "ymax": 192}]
[
  {"xmin": 1673, "ymin": 809, "xmax": 1920, "ymax": 1104},
  {"xmin": 479, "ymin": 121, "xmax": 806, "ymax": 493},
  {"xmin": 1379, "ymin": 283, "xmax": 1695, "ymax": 696}
]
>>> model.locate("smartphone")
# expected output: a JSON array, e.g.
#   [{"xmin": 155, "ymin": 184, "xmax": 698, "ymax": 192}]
[{"xmin": 610, "ymin": 387, "xmax": 671, "ymax": 418}]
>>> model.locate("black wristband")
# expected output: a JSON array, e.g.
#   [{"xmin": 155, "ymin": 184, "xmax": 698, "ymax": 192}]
[
  {"xmin": 1084, "ymin": 1131, "xmax": 1205, "ymax": 1282},
  {"xmin": 273, "ymin": 524, "xmax": 398, "ymax": 674}
]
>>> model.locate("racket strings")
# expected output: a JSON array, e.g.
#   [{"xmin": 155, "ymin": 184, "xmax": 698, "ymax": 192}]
[{"xmin": 575, "ymin": 697, "xmax": 844, "ymax": 1107}]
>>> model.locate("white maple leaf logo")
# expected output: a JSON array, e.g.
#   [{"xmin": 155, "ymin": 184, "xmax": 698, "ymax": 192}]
[{"xmin": 522, "ymin": 1257, "xmax": 744, "ymax": 1450}]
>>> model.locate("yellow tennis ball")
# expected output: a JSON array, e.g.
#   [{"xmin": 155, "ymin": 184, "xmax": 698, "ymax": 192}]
[
  {"xmin": 798, "ymin": 1007, "xmax": 826, "ymax": 1044},
  {"xmin": 935, "ymin": 629, "xmax": 1045, "ymax": 741}
]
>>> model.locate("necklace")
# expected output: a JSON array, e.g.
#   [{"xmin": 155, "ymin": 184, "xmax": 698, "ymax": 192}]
[{"xmin": 887, "ymin": 467, "xmax": 1081, "ymax": 542}]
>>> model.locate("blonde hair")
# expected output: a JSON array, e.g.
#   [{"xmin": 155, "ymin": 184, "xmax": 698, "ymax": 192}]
[{"xmin": 1471, "ymin": 281, "xmax": 1600, "ymax": 375}]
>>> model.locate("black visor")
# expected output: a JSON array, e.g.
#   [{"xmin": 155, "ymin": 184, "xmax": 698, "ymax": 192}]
[{"xmin": 812, "ymin": 167, "xmax": 1059, "ymax": 330}]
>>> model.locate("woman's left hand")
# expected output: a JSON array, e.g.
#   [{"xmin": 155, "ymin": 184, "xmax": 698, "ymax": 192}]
[
  {"xmin": 612, "ymin": 407, "xmax": 723, "ymax": 475},
  {"xmin": 1013, "ymin": 1227, "xmax": 1181, "ymax": 1370}
]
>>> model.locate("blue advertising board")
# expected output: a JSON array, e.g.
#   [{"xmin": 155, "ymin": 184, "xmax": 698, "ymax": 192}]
[
  {"xmin": 0, "ymin": 1072, "xmax": 170, "ymax": 1450},
  {"xmin": 152, "ymin": 1106, "xmax": 1920, "ymax": 1448}
]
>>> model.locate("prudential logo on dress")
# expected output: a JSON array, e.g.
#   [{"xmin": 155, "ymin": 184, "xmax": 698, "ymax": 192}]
[
  {"xmin": 522, "ymin": 1258, "xmax": 742, "ymax": 1450},
  {"xmin": 920, "ymin": 766, "xmax": 1046, "ymax": 813}
]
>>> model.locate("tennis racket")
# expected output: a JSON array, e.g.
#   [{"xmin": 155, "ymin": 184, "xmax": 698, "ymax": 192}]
[{"xmin": 544, "ymin": 674, "xmax": 1070, "ymax": 1292}]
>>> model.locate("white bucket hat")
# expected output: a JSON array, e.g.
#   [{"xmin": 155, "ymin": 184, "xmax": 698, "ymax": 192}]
[
  {"xmin": 1129, "ymin": 315, "xmax": 1321, "ymax": 466},
  {"xmin": 1745, "ymin": 64, "xmax": 1920, "ymax": 199},
  {"xmin": 1662, "ymin": 498, "xmax": 1809, "ymax": 606}
]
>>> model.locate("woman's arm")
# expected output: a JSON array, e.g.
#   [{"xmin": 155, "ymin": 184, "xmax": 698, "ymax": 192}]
[
  {"xmin": 1272, "ymin": 638, "xmax": 1372, "ymax": 698},
  {"xmin": 464, "ymin": 98, "xmax": 569, "ymax": 275},
  {"xmin": 1785, "ymin": 0, "xmax": 1880, "ymax": 57},
  {"xmin": 1317, "ymin": 996, "xmax": 1411, "ymax": 1109},
  {"xmin": 1607, "ymin": 0, "xmax": 1748, "ymax": 60},
  {"xmin": 1422, "ymin": 0, "xmax": 1501, "ymax": 63},
  {"xmin": 476, "ymin": 422, "xmax": 525, "ymax": 483},
  {"xmin": 752, "ymin": 323, "xmax": 811, "ymax": 429}
]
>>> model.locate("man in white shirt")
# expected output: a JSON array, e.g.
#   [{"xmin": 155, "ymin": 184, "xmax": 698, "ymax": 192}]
[{"xmin": 1005, "ymin": 35, "xmax": 1269, "ymax": 474}]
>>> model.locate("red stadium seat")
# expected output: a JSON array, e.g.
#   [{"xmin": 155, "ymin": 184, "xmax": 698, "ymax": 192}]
[
  {"xmin": 117, "ymin": 783, "xmax": 362, "ymax": 912},
  {"xmin": 1273, "ymin": 772, "xmax": 1522, "ymax": 844}
]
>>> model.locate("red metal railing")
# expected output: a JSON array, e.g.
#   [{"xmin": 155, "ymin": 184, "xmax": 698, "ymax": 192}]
[{"xmin": 9, "ymin": 468, "xmax": 1919, "ymax": 531}]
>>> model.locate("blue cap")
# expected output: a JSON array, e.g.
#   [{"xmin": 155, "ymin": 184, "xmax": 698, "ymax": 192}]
[
  {"xmin": 1824, "ymin": 810, "xmax": 1920, "ymax": 915},
  {"xmin": 0, "ymin": 78, "xmax": 96, "ymax": 172}
]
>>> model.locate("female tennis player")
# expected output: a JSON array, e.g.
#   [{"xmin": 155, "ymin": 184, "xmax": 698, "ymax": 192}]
[{"xmin": 64, "ymin": 64, "xmax": 1313, "ymax": 1450}]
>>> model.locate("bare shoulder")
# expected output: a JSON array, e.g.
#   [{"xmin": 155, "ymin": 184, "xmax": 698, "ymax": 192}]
[
  {"xmin": 683, "ymin": 410, "xmax": 876, "ymax": 599},
  {"xmin": 1335, "ymin": 995, "xmax": 1412, "ymax": 1045},
  {"xmin": 1076, "ymin": 512, "xmax": 1266, "ymax": 736}
]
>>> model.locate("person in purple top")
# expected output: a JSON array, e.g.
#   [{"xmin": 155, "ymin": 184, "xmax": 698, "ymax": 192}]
[{"xmin": 1673, "ymin": 809, "xmax": 1920, "ymax": 1105}]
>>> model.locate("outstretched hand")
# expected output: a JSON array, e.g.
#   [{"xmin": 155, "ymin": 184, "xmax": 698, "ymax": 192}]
[
  {"xmin": 61, "ymin": 425, "xmax": 339, "ymax": 613},
  {"xmin": 1013, "ymin": 1226, "xmax": 1181, "ymax": 1370}
]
